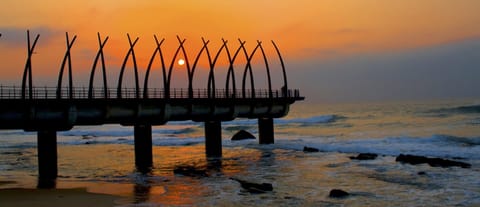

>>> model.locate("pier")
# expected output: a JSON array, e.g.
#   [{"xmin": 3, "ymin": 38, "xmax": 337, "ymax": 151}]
[{"xmin": 0, "ymin": 31, "xmax": 304, "ymax": 184}]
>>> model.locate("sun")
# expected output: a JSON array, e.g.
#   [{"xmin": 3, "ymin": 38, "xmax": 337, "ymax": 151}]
[{"xmin": 178, "ymin": 59, "xmax": 185, "ymax": 66}]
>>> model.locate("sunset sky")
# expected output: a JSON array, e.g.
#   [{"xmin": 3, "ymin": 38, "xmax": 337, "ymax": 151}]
[{"xmin": 1, "ymin": 0, "xmax": 479, "ymax": 102}]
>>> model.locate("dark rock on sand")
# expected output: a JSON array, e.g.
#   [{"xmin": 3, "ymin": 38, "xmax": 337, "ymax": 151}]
[
  {"xmin": 173, "ymin": 165, "xmax": 208, "ymax": 177},
  {"xmin": 303, "ymin": 146, "xmax": 319, "ymax": 152},
  {"xmin": 396, "ymin": 154, "xmax": 471, "ymax": 168},
  {"xmin": 329, "ymin": 189, "xmax": 350, "ymax": 198},
  {"xmin": 231, "ymin": 130, "xmax": 256, "ymax": 141},
  {"xmin": 350, "ymin": 153, "xmax": 378, "ymax": 160},
  {"xmin": 230, "ymin": 178, "xmax": 273, "ymax": 194}
]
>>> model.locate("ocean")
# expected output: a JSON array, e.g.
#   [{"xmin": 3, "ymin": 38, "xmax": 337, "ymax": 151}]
[{"xmin": 0, "ymin": 100, "xmax": 479, "ymax": 206}]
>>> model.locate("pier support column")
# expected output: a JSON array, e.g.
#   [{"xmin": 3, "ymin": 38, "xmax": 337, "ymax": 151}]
[
  {"xmin": 37, "ymin": 130, "xmax": 58, "ymax": 187},
  {"xmin": 134, "ymin": 124, "xmax": 153, "ymax": 172},
  {"xmin": 259, "ymin": 118, "xmax": 274, "ymax": 144},
  {"xmin": 205, "ymin": 121, "xmax": 222, "ymax": 157}
]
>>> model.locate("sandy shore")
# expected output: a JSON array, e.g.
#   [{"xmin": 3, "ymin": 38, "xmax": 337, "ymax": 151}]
[{"xmin": 0, "ymin": 188, "xmax": 120, "ymax": 207}]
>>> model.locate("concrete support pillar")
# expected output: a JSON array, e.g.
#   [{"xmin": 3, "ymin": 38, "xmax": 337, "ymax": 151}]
[
  {"xmin": 259, "ymin": 117, "xmax": 274, "ymax": 144},
  {"xmin": 134, "ymin": 124, "xmax": 153, "ymax": 172},
  {"xmin": 37, "ymin": 130, "xmax": 58, "ymax": 183},
  {"xmin": 205, "ymin": 121, "xmax": 222, "ymax": 157}
]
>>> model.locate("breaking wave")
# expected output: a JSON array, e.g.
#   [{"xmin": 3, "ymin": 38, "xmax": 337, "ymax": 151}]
[
  {"xmin": 426, "ymin": 104, "xmax": 480, "ymax": 116},
  {"xmin": 275, "ymin": 115, "xmax": 345, "ymax": 125},
  {"xmin": 218, "ymin": 114, "xmax": 345, "ymax": 127},
  {"xmin": 272, "ymin": 134, "xmax": 480, "ymax": 160},
  {"xmin": 58, "ymin": 127, "xmax": 197, "ymax": 138}
]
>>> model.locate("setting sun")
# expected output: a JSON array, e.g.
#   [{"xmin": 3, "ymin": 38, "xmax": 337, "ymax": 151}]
[{"xmin": 178, "ymin": 59, "xmax": 185, "ymax": 66}]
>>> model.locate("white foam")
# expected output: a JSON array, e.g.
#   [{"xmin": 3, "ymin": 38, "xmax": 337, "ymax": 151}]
[
  {"xmin": 220, "ymin": 115, "xmax": 341, "ymax": 126},
  {"xmin": 275, "ymin": 115, "xmax": 341, "ymax": 125},
  {"xmin": 269, "ymin": 135, "xmax": 480, "ymax": 160}
]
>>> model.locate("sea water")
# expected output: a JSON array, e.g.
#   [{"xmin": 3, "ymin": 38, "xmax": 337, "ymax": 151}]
[{"xmin": 0, "ymin": 100, "xmax": 479, "ymax": 206}]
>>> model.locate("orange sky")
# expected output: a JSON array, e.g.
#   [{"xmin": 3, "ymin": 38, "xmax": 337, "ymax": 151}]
[{"xmin": 1, "ymin": 0, "xmax": 480, "ymax": 100}]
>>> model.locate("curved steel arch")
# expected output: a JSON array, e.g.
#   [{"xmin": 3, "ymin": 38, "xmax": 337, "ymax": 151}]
[
  {"xmin": 271, "ymin": 41, "xmax": 288, "ymax": 97},
  {"xmin": 225, "ymin": 40, "xmax": 246, "ymax": 98},
  {"xmin": 189, "ymin": 38, "xmax": 210, "ymax": 99},
  {"xmin": 88, "ymin": 33, "xmax": 109, "ymax": 99},
  {"xmin": 257, "ymin": 41, "xmax": 273, "ymax": 98},
  {"xmin": 117, "ymin": 34, "xmax": 140, "ymax": 99},
  {"xmin": 143, "ymin": 35, "xmax": 165, "ymax": 98},
  {"xmin": 241, "ymin": 40, "xmax": 261, "ymax": 99},
  {"xmin": 21, "ymin": 30, "xmax": 40, "ymax": 100},
  {"xmin": 176, "ymin": 36, "xmax": 193, "ymax": 98},
  {"xmin": 205, "ymin": 39, "xmax": 228, "ymax": 99},
  {"xmin": 166, "ymin": 37, "xmax": 187, "ymax": 99},
  {"xmin": 56, "ymin": 32, "xmax": 77, "ymax": 99}
]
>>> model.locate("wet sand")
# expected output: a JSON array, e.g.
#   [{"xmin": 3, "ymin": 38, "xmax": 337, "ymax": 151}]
[{"xmin": 0, "ymin": 187, "xmax": 120, "ymax": 207}]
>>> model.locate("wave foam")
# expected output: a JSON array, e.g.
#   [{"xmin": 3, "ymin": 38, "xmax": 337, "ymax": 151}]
[
  {"xmin": 268, "ymin": 135, "xmax": 480, "ymax": 160},
  {"xmin": 276, "ymin": 115, "xmax": 344, "ymax": 125},
  {"xmin": 426, "ymin": 104, "xmax": 480, "ymax": 116}
]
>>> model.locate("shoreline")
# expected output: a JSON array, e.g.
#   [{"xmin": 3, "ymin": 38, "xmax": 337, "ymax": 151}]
[
  {"xmin": 0, "ymin": 187, "xmax": 121, "ymax": 207},
  {"xmin": 1, "ymin": 148, "xmax": 479, "ymax": 207}
]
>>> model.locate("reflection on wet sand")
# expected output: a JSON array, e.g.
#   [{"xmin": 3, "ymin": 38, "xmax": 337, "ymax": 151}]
[{"xmin": 4, "ymin": 143, "xmax": 284, "ymax": 206}]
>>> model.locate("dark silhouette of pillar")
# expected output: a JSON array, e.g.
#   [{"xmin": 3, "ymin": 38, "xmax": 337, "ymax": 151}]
[
  {"xmin": 134, "ymin": 124, "xmax": 153, "ymax": 172},
  {"xmin": 37, "ymin": 130, "xmax": 57, "ymax": 187},
  {"xmin": 205, "ymin": 121, "xmax": 222, "ymax": 157},
  {"xmin": 258, "ymin": 118, "xmax": 274, "ymax": 144}
]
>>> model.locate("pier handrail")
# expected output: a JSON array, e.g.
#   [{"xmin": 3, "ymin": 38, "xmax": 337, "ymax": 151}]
[{"xmin": 0, "ymin": 85, "xmax": 301, "ymax": 100}]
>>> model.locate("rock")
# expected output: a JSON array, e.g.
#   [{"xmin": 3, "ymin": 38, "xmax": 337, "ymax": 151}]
[
  {"xmin": 230, "ymin": 178, "xmax": 273, "ymax": 194},
  {"xmin": 417, "ymin": 171, "xmax": 427, "ymax": 175},
  {"xmin": 396, "ymin": 154, "xmax": 471, "ymax": 168},
  {"xmin": 303, "ymin": 146, "xmax": 319, "ymax": 152},
  {"xmin": 82, "ymin": 135, "xmax": 94, "ymax": 140},
  {"xmin": 329, "ymin": 189, "xmax": 350, "ymax": 198},
  {"xmin": 231, "ymin": 130, "xmax": 256, "ymax": 141},
  {"xmin": 173, "ymin": 165, "xmax": 208, "ymax": 177},
  {"xmin": 350, "ymin": 153, "xmax": 378, "ymax": 160}
]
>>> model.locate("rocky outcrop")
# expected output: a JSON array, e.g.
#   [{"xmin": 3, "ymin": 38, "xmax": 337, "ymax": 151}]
[
  {"xmin": 395, "ymin": 154, "xmax": 471, "ymax": 168},
  {"xmin": 303, "ymin": 146, "xmax": 319, "ymax": 152},
  {"xmin": 231, "ymin": 130, "xmax": 256, "ymax": 141},
  {"xmin": 230, "ymin": 178, "xmax": 273, "ymax": 194},
  {"xmin": 349, "ymin": 153, "xmax": 378, "ymax": 160},
  {"xmin": 329, "ymin": 189, "xmax": 350, "ymax": 198}
]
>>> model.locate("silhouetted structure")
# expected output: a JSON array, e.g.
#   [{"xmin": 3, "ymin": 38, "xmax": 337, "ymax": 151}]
[{"xmin": 0, "ymin": 31, "xmax": 304, "ymax": 182}]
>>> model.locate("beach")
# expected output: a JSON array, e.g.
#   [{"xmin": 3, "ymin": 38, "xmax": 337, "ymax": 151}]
[
  {"xmin": 0, "ymin": 187, "xmax": 119, "ymax": 207},
  {"xmin": 1, "ymin": 101, "xmax": 479, "ymax": 206}
]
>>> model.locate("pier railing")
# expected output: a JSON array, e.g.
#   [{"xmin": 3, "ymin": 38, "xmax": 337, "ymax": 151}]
[{"xmin": 0, "ymin": 85, "xmax": 301, "ymax": 100}]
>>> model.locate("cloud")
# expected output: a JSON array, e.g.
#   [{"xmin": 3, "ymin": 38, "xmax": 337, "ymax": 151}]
[
  {"xmin": 332, "ymin": 28, "xmax": 364, "ymax": 35},
  {"xmin": 0, "ymin": 26, "xmax": 61, "ymax": 48},
  {"xmin": 302, "ymin": 42, "xmax": 364, "ymax": 58},
  {"xmin": 289, "ymin": 38, "xmax": 480, "ymax": 103}
]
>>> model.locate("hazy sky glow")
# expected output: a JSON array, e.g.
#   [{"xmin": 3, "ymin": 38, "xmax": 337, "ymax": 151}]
[{"xmin": 1, "ymin": 0, "xmax": 479, "ymax": 102}]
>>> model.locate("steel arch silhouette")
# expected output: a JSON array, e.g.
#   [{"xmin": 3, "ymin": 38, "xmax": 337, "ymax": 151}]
[
  {"xmin": 117, "ymin": 34, "xmax": 140, "ymax": 99},
  {"xmin": 88, "ymin": 33, "xmax": 109, "ymax": 99},
  {"xmin": 17, "ymin": 31, "xmax": 291, "ymax": 101},
  {"xmin": 225, "ymin": 39, "xmax": 247, "ymax": 98},
  {"xmin": 271, "ymin": 41, "xmax": 288, "ymax": 93},
  {"xmin": 21, "ymin": 31, "xmax": 40, "ymax": 100},
  {"xmin": 188, "ymin": 37, "xmax": 210, "ymax": 99},
  {"xmin": 143, "ymin": 35, "xmax": 166, "ymax": 99},
  {"xmin": 165, "ymin": 37, "xmax": 186, "ymax": 99},
  {"xmin": 241, "ymin": 40, "xmax": 260, "ymax": 98},
  {"xmin": 56, "ymin": 32, "xmax": 77, "ymax": 99}
]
